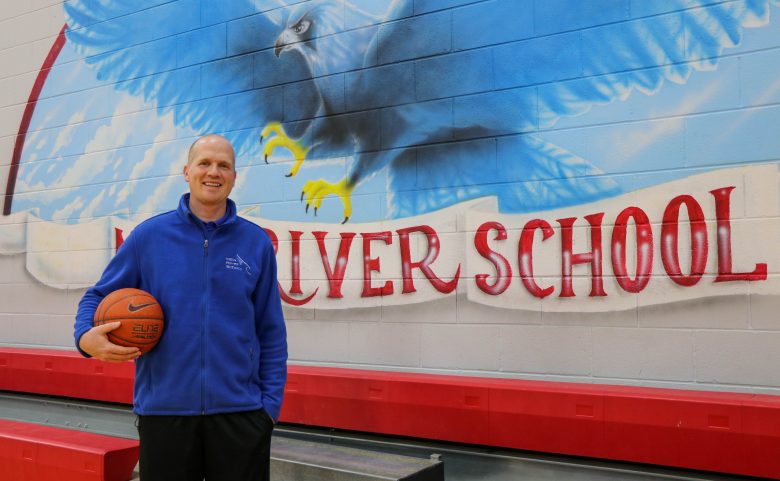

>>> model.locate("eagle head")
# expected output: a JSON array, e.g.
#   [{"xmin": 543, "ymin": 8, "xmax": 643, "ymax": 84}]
[
  {"xmin": 274, "ymin": 1, "xmax": 349, "ymax": 59},
  {"xmin": 274, "ymin": 10, "xmax": 315, "ymax": 57}
]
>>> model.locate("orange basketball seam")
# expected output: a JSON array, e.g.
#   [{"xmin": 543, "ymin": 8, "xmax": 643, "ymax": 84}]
[
  {"xmin": 106, "ymin": 294, "xmax": 155, "ymax": 308},
  {"xmin": 108, "ymin": 335, "xmax": 160, "ymax": 345}
]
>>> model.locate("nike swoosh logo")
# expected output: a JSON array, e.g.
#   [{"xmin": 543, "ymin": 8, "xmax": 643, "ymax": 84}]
[{"xmin": 127, "ymin": 302, "xmax": 155, "ymax": 312}]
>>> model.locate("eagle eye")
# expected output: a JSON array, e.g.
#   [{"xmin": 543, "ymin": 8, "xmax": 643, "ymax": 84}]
[{"xmin": 292, "ymin": 19, "xmax": 311, "ymax": 35}]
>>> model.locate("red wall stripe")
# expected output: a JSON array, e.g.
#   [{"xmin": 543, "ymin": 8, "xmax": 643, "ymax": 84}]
[
  {"xmin": 0, "ymin": 348, "xmax": 778, "ymax": 479},
  {"xmin": 3, "ymin": 24, "xmax": 68, "ymax": 216}
]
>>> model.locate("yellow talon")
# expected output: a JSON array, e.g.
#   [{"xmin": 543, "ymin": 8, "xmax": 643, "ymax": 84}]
[
  {"xmin": 260, "ymin": 121, "xmax": 284, "ymax": 141},
  {"xmin": 261, "ymin": 121, "xmax": 352, "ymax": 221},
  {"xmin": 259, "ymin": 121, "xmax": 309, "ymax": 176},
  {"xmin": 302, "ymin": 177, "xmax": 354, "ymax": 223}
]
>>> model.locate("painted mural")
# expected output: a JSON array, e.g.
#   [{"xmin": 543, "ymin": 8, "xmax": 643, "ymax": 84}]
[{"xmin": 1, "ymin": 0, "xmax": 779, "ymax": 318}]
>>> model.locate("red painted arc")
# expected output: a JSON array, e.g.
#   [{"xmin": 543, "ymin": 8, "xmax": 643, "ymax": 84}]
[{"xmin": 3, "ymin": 24, "xmax": 68, "ymax": 216}]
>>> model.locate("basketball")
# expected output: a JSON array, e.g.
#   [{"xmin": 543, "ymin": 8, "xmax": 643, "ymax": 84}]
[{"xmin": 93, "ymin": 288, "xmax": 164, "ymax": 354}]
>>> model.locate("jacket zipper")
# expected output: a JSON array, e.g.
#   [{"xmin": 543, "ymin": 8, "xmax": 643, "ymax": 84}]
[{"xmin": 201, "ymin": 237, "xmax": 209, "ymax": 414}]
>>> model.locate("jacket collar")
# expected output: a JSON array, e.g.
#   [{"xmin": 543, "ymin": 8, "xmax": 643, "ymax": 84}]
[{"xmin": 177, "ymin": 193, "xmax": 237, "ymax": 227}]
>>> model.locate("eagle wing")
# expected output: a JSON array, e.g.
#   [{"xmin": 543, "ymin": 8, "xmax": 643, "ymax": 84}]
[
  {"xmin": 64, "ymin": 0, "xmax": 308, "ymax": 155},
  {"xmin": 375, "ymin": 0, "xmax": 778, "ymax": 216},
  {"xmin": 538, "ymin": 0, "xmax": 780, "ymax": 126}
]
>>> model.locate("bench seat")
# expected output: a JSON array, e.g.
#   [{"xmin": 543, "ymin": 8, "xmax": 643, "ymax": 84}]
[{"xmin": 0, "ymin": 419, "xmax": 138, "ymax": 481}]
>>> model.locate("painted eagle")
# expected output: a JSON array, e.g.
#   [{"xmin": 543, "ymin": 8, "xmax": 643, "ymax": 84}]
[{"xmin": 32, "ymin": 0, "xmax": 778, "ymax": 223}]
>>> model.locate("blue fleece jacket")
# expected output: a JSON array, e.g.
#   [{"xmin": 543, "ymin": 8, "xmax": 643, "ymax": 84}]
[{"xmin": 74, "ymin": 194, "xmax": 287, "ymax": 420}]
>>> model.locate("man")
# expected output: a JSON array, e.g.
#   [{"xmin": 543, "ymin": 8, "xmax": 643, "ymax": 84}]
[{"xmin": 74, "ymin": 134, "xmax": 287, "ymax": 481}]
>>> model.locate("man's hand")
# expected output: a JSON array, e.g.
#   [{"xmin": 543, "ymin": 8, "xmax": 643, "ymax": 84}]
[{"xmin": 79, "ymin": 322, "xmax": 141, "ymax": 362}]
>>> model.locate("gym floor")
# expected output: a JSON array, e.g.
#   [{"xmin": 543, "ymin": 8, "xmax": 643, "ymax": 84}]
[
  {"xmin": 0, "ymin": 392, "xmax": 758, "ymax": 481},
  {"xmin": 276, "ymin": 425, "xmax": 758, "ymax": 481}
]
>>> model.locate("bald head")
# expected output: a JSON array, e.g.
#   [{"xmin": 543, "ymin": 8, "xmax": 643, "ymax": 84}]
[
  {"xmin": 183, "ymin": 133, "xmax": 237, "ymax": 221},
  {"xmin": 187, "ymin": 134, "xmax": 236, "ymax": 169}
]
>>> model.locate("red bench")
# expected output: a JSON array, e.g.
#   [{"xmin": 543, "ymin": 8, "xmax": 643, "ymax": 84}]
[
  {"xmin": 0, "ymin": 347, "xmax": 133, "ymax": 403},
  {"xmin": 0, "ymin": 419, "xmax": 138, "ymax": 481},
  {"xmin": 2, "ymin": 347, "xmax": 780, "ymax": 479},
  {"xmin": 0, "ymin": 348, "xmax": 138, "ymax": 481}
]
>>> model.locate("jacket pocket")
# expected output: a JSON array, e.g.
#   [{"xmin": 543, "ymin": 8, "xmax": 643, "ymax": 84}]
[{"xmin": 247, "ymin": 345, "xmax": 257, "ymax": 388}]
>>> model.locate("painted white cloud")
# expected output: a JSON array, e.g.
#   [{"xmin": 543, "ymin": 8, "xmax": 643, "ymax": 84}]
[
  {"xmin": 134, "ymin": 175, "xmax": 183, "ymax": 220},
  {"xmin": 52, "ymin": 194, "xmax": 85, "ymax": 220},
  {"xmin": 115, "ymin": 110, "xmax": 179, "ymax": 206},
  {"xmin": 49, "ymin": 110, "xmax": 87, "ymax": 157}
]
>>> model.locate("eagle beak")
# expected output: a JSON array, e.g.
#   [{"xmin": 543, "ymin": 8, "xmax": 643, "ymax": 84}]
[{"xmin": 274, "ymin": 33, "xmax": 287, "ymax": 58}]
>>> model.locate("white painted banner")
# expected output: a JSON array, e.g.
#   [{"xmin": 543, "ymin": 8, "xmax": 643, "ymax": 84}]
[{"xmin": 1, "ymin": 164, "xmax": 777, "ymax": 312}]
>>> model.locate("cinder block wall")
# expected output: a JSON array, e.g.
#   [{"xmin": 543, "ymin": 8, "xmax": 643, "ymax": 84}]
[{"xmin": 1, "ymin": 0, "xmax": 779, "ymax": 396}]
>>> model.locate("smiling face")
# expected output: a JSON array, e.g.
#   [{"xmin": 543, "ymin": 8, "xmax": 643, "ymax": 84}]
[{"xmin": 183, "ymin": 135, "xmax": 237, "ymax": 221}]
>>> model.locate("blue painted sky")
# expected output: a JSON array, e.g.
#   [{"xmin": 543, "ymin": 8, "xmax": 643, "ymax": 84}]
[{"xmin": 12, "ymin": 0, "xmax": 780, "ymax": 224}]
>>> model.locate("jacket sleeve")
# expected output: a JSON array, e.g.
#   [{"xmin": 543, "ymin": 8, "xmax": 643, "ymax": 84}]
[
  {"xmin": 73, "ymin": 231, "xmax": 142, "ymax": 357},
  {"xmin": 253, "ymin": 238, "xmax": 288, "ymax": 422}
]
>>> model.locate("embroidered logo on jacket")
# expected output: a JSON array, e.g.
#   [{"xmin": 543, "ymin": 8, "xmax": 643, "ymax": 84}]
[{"xmin": 226, "ymin": 254, "xmax": 252, "ymax": 275}]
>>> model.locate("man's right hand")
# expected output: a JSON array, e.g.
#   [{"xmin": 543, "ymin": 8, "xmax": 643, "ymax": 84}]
[{"xmin": 79, "ymin": 322, "xmax": 141, "ymax": 362}]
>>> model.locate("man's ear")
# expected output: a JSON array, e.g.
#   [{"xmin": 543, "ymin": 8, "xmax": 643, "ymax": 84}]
[{"xmin": 183, "ymin": 164, "xmax": 190, "ymax": 182}]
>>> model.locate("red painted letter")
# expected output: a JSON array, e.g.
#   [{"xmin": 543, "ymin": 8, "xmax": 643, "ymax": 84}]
[
  {"xmin": 115, "ymin": 227, "xmax": 124, "ymax": 252},
  {"xmin": 611, "ymin": 207, "xmax": 653, "ymax": 293},
  {"xmin": 361, "ymin": 231, "xmax": 394, "ymax": 297},
  {"xmin": 474, "ymin": 222, "xmax": 512, "ymax": 295},
  {"xmin": 264, "ymin": 228, "xmax": 318, "ymax": 306},
  {"xmin": 519, "ymin": 219, "xmax": 554, "ymax": 298},
  {"xmin": 661, "ymin": 195, "xmax": 707, "ymax": 286},
  {"xmin": 289, "ymin": 231, "xmax": 303, "ymax": 295},
  {"xmin": 397, "ymin": 225, "xmax": 460, "ymax": 294},
  {"xmin": 710, "ymin": 186, "xmax": 767, "ymax": 282},
  {"xmin": 557, "ymin": 213, "xmax": 606, "ymax": 297},
  {"xmin": 313, "ymin": 231, "xmax": 356, "ymax": 298}
]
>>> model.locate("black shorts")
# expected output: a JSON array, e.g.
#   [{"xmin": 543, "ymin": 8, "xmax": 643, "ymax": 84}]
[{"xmin": 137, "ymin": 409, "xmax": 274, "ymax": 481}]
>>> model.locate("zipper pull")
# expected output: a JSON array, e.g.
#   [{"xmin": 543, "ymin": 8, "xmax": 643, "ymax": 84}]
[{"xmin": 204, "ymin": 239, "xmax": 209, "ymax": 256}]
